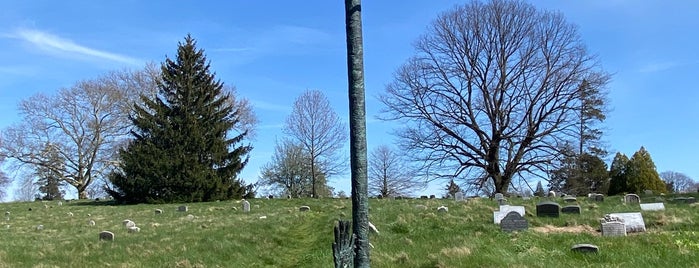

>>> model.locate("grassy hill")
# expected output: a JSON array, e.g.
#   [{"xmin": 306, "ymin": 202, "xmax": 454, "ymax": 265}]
[{"xmin": 1, "ymin": 194, "xmax": 697, "ymax": 267}]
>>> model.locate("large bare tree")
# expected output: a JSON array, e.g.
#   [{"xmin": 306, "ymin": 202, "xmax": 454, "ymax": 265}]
[
  {"xmin": 0, "ymin": 65, "xmax": 159, "ymax": 199},
  {"xmin": 368, "ymin": 145, "xmax": 424, "ymax": 197},
  {"xmin": 380, "ymin": 0, "xmax": 609, "ymax": 195},
  {"xmin": 284, "ymin": 89, "xmax": 347, "ymax": 198},
  {"xmin": 660, "ymin": 171, "xmax": 695, "ymax": 193}
]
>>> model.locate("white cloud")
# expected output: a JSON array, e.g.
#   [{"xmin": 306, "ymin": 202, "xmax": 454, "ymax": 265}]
[
  {"xmin": 251, "ymin": 99, "xmax": 290, "ymax": 112},
  {"xmin": 638, "ymin": 61, "xmax": 680, "ymax": 73},
  {"xmin": 12, "ymin": 28, "xmax": 140, "ymax": 65}
]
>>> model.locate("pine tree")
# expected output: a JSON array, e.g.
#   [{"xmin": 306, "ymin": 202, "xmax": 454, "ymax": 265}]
[
  {"xmin": 109, "ymin": 35, "xmax": 252, "ymax": 203},
  {"xmin": 534, "ymin": 181, "xmax": 545, "ymax": 197},
  {"xmin": 35, "ymin": 143, "xmax": 65, "ymax": 200},
  {"xmin": 445, "ymin": 179, "xmax": 461, "ymax": 198},
  {"xmin": 625, "ymin": 147, "xmax": 666, "ymax": 194},
  {"xmin": 607, "ymin": 152, "xmax": 629, "ymax": 195}
]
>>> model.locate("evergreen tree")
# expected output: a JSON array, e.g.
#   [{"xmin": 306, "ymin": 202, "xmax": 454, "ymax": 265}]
[
  {"xmin": 445, "ymin": 179, "xmax": 461, "ymax": 198},
  {"xmin": 607, "ymin": 152, "xmax": 629, "ymax": 195},
  {"xmin": 625, "ymin": 147, "xmax": 666, "ymax": 194},
  {"xmin": 534, "ymin": 181, "xmax": 545, "ymax": 197},
  {"xmin": 109, "ymin": 35, "xmax": 252, "ymax": 203},
  {"xmin": 576, "ymin": 79, "xmax": 609, "ymax": 158},
  {"xmin": 35, "ymin": 143, "xmax": 65, "ymax": 200}
]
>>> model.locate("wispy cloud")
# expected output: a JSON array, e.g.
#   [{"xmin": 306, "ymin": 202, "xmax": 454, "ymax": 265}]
[
  {"xmin": 251, "ymin": 99, "xmax": 290, "ymax": 112},
  {"xmin": 10, "ymin": 28, "xmax": 140, "ymax": 65},
  {"xmin": 638, "ymin": 61, "xmax": 680, "ymax": 73}
]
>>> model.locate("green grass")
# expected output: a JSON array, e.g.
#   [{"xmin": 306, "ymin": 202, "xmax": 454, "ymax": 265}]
[{"xmin": 0, "ymin": 194, "xmax": 697, "ymax": 267}]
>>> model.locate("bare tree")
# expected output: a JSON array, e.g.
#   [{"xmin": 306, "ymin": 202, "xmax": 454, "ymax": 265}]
[
  {"xmin": 368, "ymin": 145, "xmax": 424, "ymax": 197},
  {"xmin": 284, "ymin": 89, "xmax": 347, "ymax": 198},
  {"xmin": 260, "ymin": 139, "xmax": 311, "ymax": 197},
  {"xmin": 0, "ymin": 66, "xmax": 159, "ymax": 199},
  {"xmin": 660, "ymin": 171, "xmax": 695, "ymax": 193},
  {"xmin": 379, "ymin": 0, "xmax": 609, "ymax": 195}
]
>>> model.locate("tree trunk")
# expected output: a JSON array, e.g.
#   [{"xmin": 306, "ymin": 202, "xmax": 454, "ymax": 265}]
[{"xmin": 345, "ymin": 0, "xmax": 370, "ymax": 267}]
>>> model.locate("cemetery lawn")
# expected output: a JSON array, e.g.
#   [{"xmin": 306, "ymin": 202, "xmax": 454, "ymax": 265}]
[{"xmin": 1, "ymin": 194, "xmax": 698, "ymax": 267}]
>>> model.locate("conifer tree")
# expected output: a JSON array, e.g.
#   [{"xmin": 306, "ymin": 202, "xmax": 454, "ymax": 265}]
[
  {"xmin": 607, "ymin": 152, "xmax": 629, "ymax": 195},
  {"xmin": 625, "ymin": 147, "xmax": 666, "ymax": 194},
  {"xmin": 534, "ymin": 181, "xmax": 545, "ymax": 197},
  {"xmin": 109, "ymin": 35, "xmax": 252, "ymax": 203}
]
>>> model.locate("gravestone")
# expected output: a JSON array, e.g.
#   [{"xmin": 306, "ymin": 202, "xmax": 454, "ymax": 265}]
[
  {"xmin": 437, "ymin": 206, "xmax": 448, "ymax": 213},
  {"xmin": 548, "ymin": 191, "xmax": 556, "ymax": 197},
  {"xmin": 561, "ymin": 205, "xmax": 581, "ymax": 214},
  {"xmin": 429, "ymin": 195, "xmax": 436, "ymax": 199},
  {"xmin": 624, "ymin": 194, "xmax": 640, "ymax": 204},
  {"xmin": 571, "ymin": 244, "xmax": 599, "ymax": 253},
  {"xmin": 672, "ymin": 197, "xmax": 697, "ymax": 204},
  {"xmin": 493, "ymin": 205, "xmax": 525, "ymax": 224},
  {"xmin": 497, "ymin": 198, "xmax": 508, "ymax": 206},
  {"xmin": 608, "ymin": 212, "xmax": 646, "ymax": 233},
  {"xmin": 640, "ymin": 203, "xmax": 665, "ymax": 211},
  {"xmin": 154, "ymin": 209, "xmax": 163, "ymax": 214},
  {"xmin": 522, "ymin": 196, "xmax": 531, "ymax": 200},
  {"xmin": 99, "ymin": 231, "xmax": 115, "ymax": 241},
  {"xmin": 536, "ymin": 201, "xmax": 561, "ymax": 217},
  {"xmin": 601, "ymin": 221, "xmax": 626, "ymax": 237},
  {"xmin": 299, "ymin": 206, "xmax": 311, "ymax": 212},
  {"xmin": 415, "ymin": 204, "xmax": 428, "ymax": 210},
  {"xmin": 590, "ymin": 194, "xmax": 604, "ymax": 202},
  {"xmin": 494, "ymin": 193, "xmax": 504, "ymax": 201},
  {"xmin": 454, "ymin": 192, "xmax": 464, "ymax": 202},
  {"xmin": 123, "ymin": 220, "xmax": 135, "ymax": 228},
  {"xmin": 500, "ymin": 211, "xmax": 528, "ymax": 232},
  {"xmin": 644, "ymin": 190, "xmax": 653, "ymax": 195},
  {"xmin": 88, "ymin": 220, "xmax": 96, "ymax": 226},
  {"xmin": 563, "ymin": 196, "xmax": 577, "ymax": 203},
  {"xmin": 36, "ymin": 225, "xmax": 44, "ymax": 231},
  {"xmin": 242, "ymin": 200, "xmax": 250, "ymax": 212},
  {"xmin": 127, "ymin": 226, "xmax": 140, "ymax": 233},
  {"xmin": 178, "ymin": 206, "xmax": 188, "ymax": 212},
  {"xmin": 420, "ymin": 195, "xmax": 428, "ymax": 199}
]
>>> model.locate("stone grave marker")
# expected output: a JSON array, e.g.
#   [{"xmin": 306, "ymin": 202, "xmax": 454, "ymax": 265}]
[
  {"xmin": 437, "ymin": 206, "xmax": 448, "ymax": 213},
  {"xmin": 454, "ymin": 192, "xmax": 464, "ymax": 202},
  {"xmin": 429, "ymin": 195, "xmax": 436, "ymax": 199},
  {"xmin": 563, "ymin": 196, "xmax": 577, "ymax": 203},
  {"xmin": 494, "ymin": 193, "xmax": 504, "ymax": 201},
  {"xmin": 608, "ymin": 212, "xmax": 646, "ymax": 233},
  {"xmin": 299, "ymin": 205, "xmax": 310, "ymax": 212},
  {"xmin": 242, "ymin": 200, "xmax": 250, "ymax": 212},
  {"xmin": 178, "ymin": 205, "xmax": 188, "ymax": 212},
  {"xmin": 493, "ymin": 205, "xmax": 525, "ymax": 224},
  {"xmin": 500, "ymin": 211, "xmax": 528, "ymax": 232},
  {"xmin": 672, "ymin": 197, "xmax": 697, "ymax": 204},
  {"xmin": 155, "ymin": 209, "xmax": 163, "ymax": 214},
  {"xmin": 589, "ymin": 194, "xmax": 604, "ymax": 202},
  {"xmin": 127, "ymin": 226, "xmax": 140, "ymax": 233},
  {"xmin": 536, "ymin": 201, "xmax": 560, "ymax": 217},
  {"xmin": 601, "ymin": 221, "xmax": 626, "ymax": 237},
  {"xmin": 497, "ymin": 198, "xmax": 508, "ymax": 206},
  {"xmin": 561, "ymin": 205, "xmax": 581, "ymax": 214},
  {"xmin": 640, "ymin": 203, "xmax": 665, "ymax": 211},
  {"xmin": 571, "ymin": 244, "xmax": 599, "ymax": 253},
  {"xmin": 99, "ymin": 231, "xmax": 115, "ymax": 241},
  {"xmin": 624, "ymin": 194, "xmax": 640, "ymax": 204}
]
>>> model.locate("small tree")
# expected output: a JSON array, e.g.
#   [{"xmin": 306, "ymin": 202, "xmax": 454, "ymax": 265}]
[
  {"xmin": 534, "ymin": 181, "xmax": 545, "ymax": 197},
  {"xmin": 34, "ymin": 143, "xmax": 65, "ymax": 200},
  {"xmin": 368, "ymin": 145, "xmax": 424, "ymax": 197},
  {"xmin": 445, "ymin": 179, "xmax": 461, "ymax": 198},
  {"xmin": 625, "ymin": 147, "xmax": 666, "ymax": 194},
  {"xmin": 607, "ymin": 152, "xmax": 630, "ymax": 196}
]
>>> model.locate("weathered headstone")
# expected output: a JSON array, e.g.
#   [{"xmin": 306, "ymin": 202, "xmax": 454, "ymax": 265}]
[
  {"xmin": 127, "ymin": 226, "xmax": 140, "ymax": 233},
  {"xmin": 454, "ymin": 192, "xmax": 464, "ymax": 202},
  {"xmin": 429, "ymin": 195, "xmax": 436, "ymax": 199},
  {"xmin": 548, "ymin": 191, "xmax": 556, "ymax": 197},
  {"xmin": 497, "ymin": 198, "xmax": 508, "ymax": 206},
  {"xmin": 186, "ymin": 214, "xmax": 195, "ymax": 220},
  {"xmin": 415, "ymin": 204, "xmax": 428, "ymax": 210},
  {"xmin": 420, "ymin": 195, "xmax": 428, "ymax": 199},
  {"xmin": 608, "ymin": 212, "xmax": 646, "ymax": 233},
  {"xmin": 437, "ymin": 206, "xmax": 448, "ymax": 213},
  {"xmin": 536, "ymin": 201, "xmax": 561, "ymax": 217},
  {"xmin": 601, "ymin": 221, "xmax": 626, "ymax": 237},
  {"xmin": 589, "ymin": 194, "xmax": 604, "ymax": 202},
  {"xmin": 493, "ymin": 205, "xmax": 525, "ymax": 224},
  {"xmin": 494, "ymin": 193, "xmax": 504, "ymax": 201},
  {"xmin": 155, "ymin": 209, "xmax": 163, "ymax": 214},
  {"xmin": 672, "ymin": 197, "xmax": 696, "ymax": 204},
  {"xmin": 500, "ymin": 211, "xmax": 528, "ymax": 232},
  {"xmin": 563, "ymin": 196, "xmax": 577, "ymax": 203},
  {"xmin": 242, "ymin": 200, "xmax": 250, "ymax": 212},
  {"xmin": 88, "ymin": 220, "xmax": 96, "ymax": 226},
  {"xmin": 123, "ymin": 220, "xmax": 136, "ymax": 228},
  {"xmin": 571, "ymin": 244, "xmax": 599, "ymax": 253},
  {"xmin": 299, "ymin": 205, "xmax": 311, "ymax": 212},
  {"xmin": 178, "ymin": 205, "xmax": 188, "ymax": 212},
  {"xmin": 640, "ymin": 203, "xmax": 665, "ymax": 211},
  {"xmin": 561, "ymin": 205, "xmax": 581, "ymax": 214},
  {"xmin": 624, "ymin": 194, "xmax": 640, "ymax": 204},
  {"xmin": 99, "ymin": 231, "xmax": 114, "ymax": 241}
]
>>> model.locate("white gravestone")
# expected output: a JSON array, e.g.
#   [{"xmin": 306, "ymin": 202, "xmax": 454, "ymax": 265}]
[
  {"xmin": 640, "ymin": 203, "xmax": 665, "ymax": 211},
  {"xmin": 454, "ymin": 192, "xmax": 465, "ymax": 202},
  {"xmin": 608, "ymin": 212, "xmax": 646, "ymax": 233},
  {"xmin": 242, "ymin": 200, "xmax": 250, "ymax": 212},
  {"xmin": 493, "ymin": 205, "xmax": 526, "ymax": 224}
]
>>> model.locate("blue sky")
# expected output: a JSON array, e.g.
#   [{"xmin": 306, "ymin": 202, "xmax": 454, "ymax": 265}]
[{"xmin": 1, "ymin": 1, "xmax": 698, "ymax": 199}]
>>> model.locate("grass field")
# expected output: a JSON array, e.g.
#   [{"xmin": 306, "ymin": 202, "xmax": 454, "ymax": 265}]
[{"xmin": 0, "ymin": 193, "xmax": 697, "ymax": 267}]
